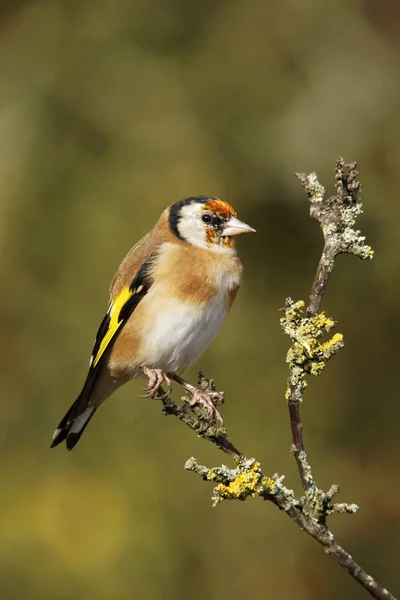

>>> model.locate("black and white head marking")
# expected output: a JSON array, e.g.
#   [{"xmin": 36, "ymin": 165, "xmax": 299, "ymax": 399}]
[{"xmin": 168, "ymin": 196, "xmax": 235, "ymax": 252}]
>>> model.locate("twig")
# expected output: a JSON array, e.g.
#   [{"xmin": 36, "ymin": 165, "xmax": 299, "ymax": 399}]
[
  {"xmin": 160, "ymin": 377, "xmax": 242, "ymax": 462},
  {"xmin": 157, "ymin": 159, "xmax": 394, "ymax": 600}
]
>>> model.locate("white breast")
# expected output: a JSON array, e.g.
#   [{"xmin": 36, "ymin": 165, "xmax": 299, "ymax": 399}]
[{"xmin": 138, "ymin": 287, "xmax": 229, "ymax": 373}]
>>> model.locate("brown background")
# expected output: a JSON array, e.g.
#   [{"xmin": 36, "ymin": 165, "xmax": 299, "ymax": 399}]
[{"xmin": 1, "ymin": 1, "xmax": 399, "ymax": 599}]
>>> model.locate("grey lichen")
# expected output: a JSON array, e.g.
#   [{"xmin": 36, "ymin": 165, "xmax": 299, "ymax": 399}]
[
  {"xmin": 304, "ymin": 483, "xmax": 359, "ymax": 522},
  {"xmin": 294, "ymin": 450, "xmax": 314, "ymax": 489},
  {"xmin": 298, "ymin": 157, "xmax": 374, "ymax": 263},
  {"xmin": 329, "ymin": 502, "xmax": 359, "ymax": 515}
]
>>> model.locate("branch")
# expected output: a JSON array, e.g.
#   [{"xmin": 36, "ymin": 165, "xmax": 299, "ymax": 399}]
[
  {"xmin": 161, "ymin": 376, "xmax": 242, "ymax": 462},
  {"xmin": 285, "ymin": 158, "xmax": 373, "ymax": 492},
  {"xmin": 157, "ymin": 159, "xmax": 394, "ymax": 600}
]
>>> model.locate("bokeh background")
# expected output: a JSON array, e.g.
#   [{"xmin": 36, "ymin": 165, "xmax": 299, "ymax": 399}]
[{"xmin": 1, "ymin": 1, "xmax": 399, "ymax": 599}]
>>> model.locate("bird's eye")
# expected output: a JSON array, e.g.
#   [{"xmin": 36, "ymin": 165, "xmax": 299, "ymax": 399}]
[{"xmin": 202, "ymin": 214, "xmax": 212, "ymax": 223}]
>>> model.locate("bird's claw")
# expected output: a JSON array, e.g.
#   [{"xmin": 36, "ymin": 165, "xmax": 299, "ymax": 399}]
[
  {"xmin": 186, "ymin": 388, "xmax": 224, "ymax": 424},
  {"xmin": 140, "ymin": 368, "xmax": 172, "ymax": 400}
]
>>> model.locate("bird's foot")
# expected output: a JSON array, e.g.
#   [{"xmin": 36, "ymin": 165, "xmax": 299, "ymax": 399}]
[
  {"xmin": 182, "ymin": 382, "xmax": 224, "ymax": 424},
  {"xmin": 140, "ymin": 367, "xmax": 172, "ymax": 400}
]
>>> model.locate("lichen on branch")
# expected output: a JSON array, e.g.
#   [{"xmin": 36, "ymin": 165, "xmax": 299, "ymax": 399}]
[
  {"xmin": 185, "ymin": 457, "xmax": 277, "ymax": 506},
  {"xmin": 281, "ymin": 298, "xmax": 344, "ymax": 378}
]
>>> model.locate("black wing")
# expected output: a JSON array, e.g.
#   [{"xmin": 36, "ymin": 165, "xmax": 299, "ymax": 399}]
[{"xmin": 51, "ymin": 257, "xmax": 155, "ymax": 450}]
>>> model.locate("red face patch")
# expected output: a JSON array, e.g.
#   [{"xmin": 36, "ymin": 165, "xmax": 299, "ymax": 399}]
[{"xmin": 204, "ymin": 199, "xmax": 237, "ymax": 219}]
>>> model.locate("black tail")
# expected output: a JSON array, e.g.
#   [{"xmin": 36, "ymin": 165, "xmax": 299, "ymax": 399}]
[{"xmin": 50, "ymin": 398, "xmax": 97, "ymax": 451}]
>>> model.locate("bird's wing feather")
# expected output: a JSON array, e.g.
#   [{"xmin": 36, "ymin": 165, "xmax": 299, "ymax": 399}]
[
  {"xmin": 69, "ymin": 254, "xmax": 158, "ymax": 424},
  {"xmin": 51, "ymin": 262, "xmax": 153, "ymax": 449},
  {"xmin": 69, "ymin": 219, "xmax": 171, "ymax": 416},
  {"xmin": 89, "ymin": 220, "xmax": 170, "ymax": 374},
  {"xmin": 51, "ymin": 247, "xmax": 162, "ymax": 449},
  {"xmin": 88, "ymin": 256, "xmax": 155, "ymax": 378}
]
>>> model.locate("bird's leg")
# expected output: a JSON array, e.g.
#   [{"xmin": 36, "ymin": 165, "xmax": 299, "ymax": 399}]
[
  {"xmin": 140, "ymin": 367, "xmax": 172, "ymax": 400},
  {"xmin": 171, "ymin": 374, "xmax": 224, "ymax": 424}
]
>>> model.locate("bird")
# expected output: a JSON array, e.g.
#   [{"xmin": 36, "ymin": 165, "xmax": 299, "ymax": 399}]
[{"xmin": 51, "ymin": 196, "xmax": 255, "ymax": 450}]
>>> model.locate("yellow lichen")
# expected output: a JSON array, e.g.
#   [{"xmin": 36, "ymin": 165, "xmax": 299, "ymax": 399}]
[
  {"xmin": 280, "ymin": 300, "xmax": 305, "ymax": 325},
  {"xmin": 319, "ymin": 333, "xmax": 343, "ymax": 353},
  {"xmin": 261, "ymin": 475, "xmax": 277, "ymax": 489},
  {"xmin": 215, "ymin": 461, "xmax": 276, "ymax": 501},
  {"xmin": 309, "ymin": 361, "xmax": 326, "ymax": 376},
  {"xmin": 311, "ymin": 312, "xmax": 335, "ymax": 330},
  {"xmin": 281, "ymin": 300, "xmax": 344, "ymax": 376}
]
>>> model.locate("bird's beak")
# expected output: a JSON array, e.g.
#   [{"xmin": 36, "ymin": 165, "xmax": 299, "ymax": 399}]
[{"xmin": 222, "ymin": 215, "xmax": 256, "ymax": 237}]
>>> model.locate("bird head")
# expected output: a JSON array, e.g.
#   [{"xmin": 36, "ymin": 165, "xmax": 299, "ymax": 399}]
[{"xmin": 168, "ymin": 196, "xmax": 255, "ymax": 252}]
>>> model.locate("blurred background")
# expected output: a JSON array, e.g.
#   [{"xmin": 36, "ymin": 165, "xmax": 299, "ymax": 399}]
[{"xmin": 1, "ymin": 0, "xmax": 399, "ymax": 598}]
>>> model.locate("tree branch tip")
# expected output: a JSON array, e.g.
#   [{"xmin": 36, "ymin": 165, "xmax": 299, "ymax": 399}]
[
  {"xmin": 184, "ymin": 457, "xmax": 198, "ymax": 471},
  {"xmin": 295, "ymin": 171, "xmax": 308, "ymax": 187},
  {"xmin": 330, "ymin": 502, "xmax": 359, "ymax": 515},
  {"xmin": 295, "ymin": 171, "xmax": 325, "ymax": 200},
  {"xmin": 272, "ymin": 473, "xmax": 286, "ymax": 484},
  {"xmin": 326, "ymin": 484, "xmax": 341, "ymax": 501},
  {"xmin": 335, "ymin": 157, "xmax": 361, "ymax": 201}
]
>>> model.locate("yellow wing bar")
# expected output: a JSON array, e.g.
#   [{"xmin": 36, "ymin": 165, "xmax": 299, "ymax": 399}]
[
  {"xmin": 92, "ymin": 286, "xmax": 132, "ymax": 368},
  {"xmin": 88, "ymin": 255, "xmax": 155, "ymax": 372}
]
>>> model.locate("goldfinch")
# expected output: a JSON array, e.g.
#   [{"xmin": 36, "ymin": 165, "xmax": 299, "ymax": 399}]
[{"xmin": 51, "ymin": 196, "xmax": 255, "ymax": 450}]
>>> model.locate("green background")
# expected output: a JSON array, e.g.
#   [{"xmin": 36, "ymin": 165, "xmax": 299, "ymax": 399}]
[{"xmin": 1, "ymin": 1, "xmax": 399, "ymax": 598}]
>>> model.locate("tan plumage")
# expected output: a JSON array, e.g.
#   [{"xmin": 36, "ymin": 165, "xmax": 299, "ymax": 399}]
[{"xmin": 51, "ymin": 196, "xmax": 255, "ymax": 450}]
